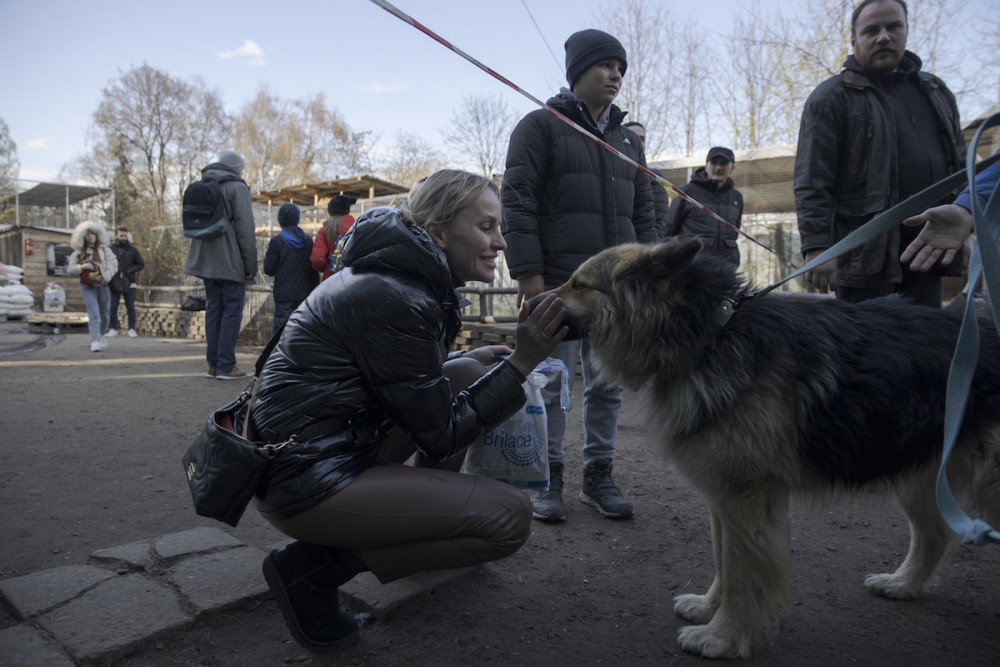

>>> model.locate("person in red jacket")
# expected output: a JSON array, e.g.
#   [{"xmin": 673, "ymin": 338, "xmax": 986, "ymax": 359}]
[{"xmin": 311, "ymin": 194, "xmax": 357, "ymax": 280}]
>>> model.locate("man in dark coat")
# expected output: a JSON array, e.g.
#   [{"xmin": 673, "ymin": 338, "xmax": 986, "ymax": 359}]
[
  {"xmin": 264, "ymin": 203, "xmax": 318, "ymax": 335},
  {"xmin": 794, "ymin": 0, "xmax": 965, "ymax": 307},
  {"xmin": 664, "ymin": 146, "xmax": 744, "ymax": 271},
  {"xmin": 108, "ymin": 227, "xmax": 144, "ymax": 337},
  {"xmin": 502, "ymin": 28, "xmax": 656, "ymax": 523}
]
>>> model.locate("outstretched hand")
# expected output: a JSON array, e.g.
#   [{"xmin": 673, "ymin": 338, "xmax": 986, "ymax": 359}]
[
  {"xmin": 507, "ymin": 293, "xmax": 567, "ymax": 379},
  {"xmin": 901, "ymin": 204, "xmax": 974, "ymax": 273}
]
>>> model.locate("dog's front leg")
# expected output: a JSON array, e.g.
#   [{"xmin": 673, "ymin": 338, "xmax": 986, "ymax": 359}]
[
  {"xmin": 674, "ymin": 509, "xmax": 723, "ymax": 624},
  {"xmin": 677, "ymin": 483, "xmax": 791, "ymax": 659}
]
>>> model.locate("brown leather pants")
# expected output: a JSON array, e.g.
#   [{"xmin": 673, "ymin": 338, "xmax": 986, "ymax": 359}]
[{"xmin": 264, "ymin": 357, "xmax": 532, "ymax": 583}]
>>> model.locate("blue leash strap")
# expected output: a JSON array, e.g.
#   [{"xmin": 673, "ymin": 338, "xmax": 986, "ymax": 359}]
[{"xmin": 935, "ymin": 114, "xmax": 1000, "ymax": 547}]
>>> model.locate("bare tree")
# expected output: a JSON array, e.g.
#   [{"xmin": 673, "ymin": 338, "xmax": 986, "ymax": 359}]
[
  {"xmin": 713, "ymin": 6, "xmax": 797, "ymax": 149},
  {"xmin": 0, "ymin": 116, "xmax": 18, "ymax": 188},
  {"xmin": 440, "ymin": 94, "xmax": 518, "ymax": 177},
  {"xmin": 595, "ymin": 0, "xmax": 673, "ymax": 156},
  {"xmin": 674, "ymin": 24, "xmax": 710, "ymax": 157},
  {"xmin": 175, "ymin": 77, "xmax": 231, "ymax": 202},
  {"xmin": 291, "ymin": 93, "xmax": 372, "ymax": 180},
  {"xmin": 0, "ymin": 116, "xmax": 18, "ymax": 224},
  {"xmin": 91, "ymin": 64, "xmax": 190, "ymax": 220},
  {"xmin": 376, "ymin": 131, "xmax": 446, "ymax": 188},
  {"xmin": 230, "ymin": 87, "xmax": 371, "ymax": 191},
  {"xmin": 230, "ymin": 87, "xmax": 290, "ymax": 192}
]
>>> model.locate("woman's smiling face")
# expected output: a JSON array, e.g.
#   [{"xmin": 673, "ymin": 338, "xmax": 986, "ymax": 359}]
[{"xmin": 433, "ymin": 187, "xmax": 506, "ymax": 286}]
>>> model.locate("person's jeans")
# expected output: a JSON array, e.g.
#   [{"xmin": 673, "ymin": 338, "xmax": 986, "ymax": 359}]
[
  {"xmin": 542, "ymin": 339, "xmax": 623, "ymax": 468},
  {"xmin": 80, "ymin": 283, "xmax": 110, "ymax": 343},
  {"xmin": 109, "ymin": 287, "xmax": 137, "ymax": 330},
  {"xmin": 203, "ymin": 278, "xmax": 245, "ymax": 373}
]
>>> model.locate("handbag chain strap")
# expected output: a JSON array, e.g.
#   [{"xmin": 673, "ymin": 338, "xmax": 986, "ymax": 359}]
[{"xmin": 259, "ymin": 434, "xmax": 298, "ymax": 457}]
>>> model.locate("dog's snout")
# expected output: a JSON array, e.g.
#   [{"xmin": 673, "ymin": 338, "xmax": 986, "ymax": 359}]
[{"xmin": 526, "ymin": 291, "xmax": 555, "ymax": 314}]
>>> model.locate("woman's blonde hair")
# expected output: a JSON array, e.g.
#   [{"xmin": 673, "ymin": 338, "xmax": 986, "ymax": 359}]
[
  {"xmin": 400, "ymin": 170, "xmax": 498, "ymax": 231},
  {"xmin": 323, "ymin": 215, "xmax": 344, "ymax": 244}
]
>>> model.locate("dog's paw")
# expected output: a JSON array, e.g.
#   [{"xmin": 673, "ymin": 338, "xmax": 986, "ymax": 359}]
[
  {"xmin": 864, "ymin": 573, "xmax": 923, "ymax": 600},
  {"xmin": 673, "ymin": 593, "xmax": 718, "ymax": 624},
  {"xmin": 677, "ymin": 624, "xmax": 750, "ymax": 659}
]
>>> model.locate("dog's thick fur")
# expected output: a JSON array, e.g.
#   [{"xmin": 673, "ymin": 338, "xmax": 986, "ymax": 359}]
[{"xmin": 538, "ymin": 240, "xmax": 1000, "ymax": 658}]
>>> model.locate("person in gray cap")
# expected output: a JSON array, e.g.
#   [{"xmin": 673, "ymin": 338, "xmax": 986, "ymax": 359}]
[
  {"xmin": 663, "ymin": 146, "xmax": 744, "ymax": 270},
  {"xmin": 183, "ymin": 151, "xmax": 258, "ymax": 379},
  {"xmin": 502, "ymin": 28, "xmax": 656, "ymax": 523},
  {"xmin": 264, "ymin": 203, "xmax": 317, "ymax": 335}
]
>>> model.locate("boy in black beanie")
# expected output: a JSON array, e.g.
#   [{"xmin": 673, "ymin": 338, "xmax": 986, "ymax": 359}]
[{"xmin": 501, "ymin": 29, "xmax": 655, "ymax": 523}]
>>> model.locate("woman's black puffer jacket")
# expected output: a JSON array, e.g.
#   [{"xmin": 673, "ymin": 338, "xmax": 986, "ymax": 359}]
[{"xmin": 250, "ymin": 207, "xmax": 527, "ymax": 521}]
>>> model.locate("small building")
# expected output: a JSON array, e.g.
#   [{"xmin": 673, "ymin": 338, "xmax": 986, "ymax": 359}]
[
  {"xmin": 0, "ymin": 225, "xmax": 82, "ymax": 311},
  {"xmin": 0, "ymin": 180, "xmax": 115, "ymax": 311}
]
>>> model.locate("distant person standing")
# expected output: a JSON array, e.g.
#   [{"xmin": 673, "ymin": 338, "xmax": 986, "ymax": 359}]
[
  {"xmin": 502, "ymin": 28, "xmax": 656, "ymax": 523},
  {"xmin": 184, "ymin": 151, "xmax": 258, "ymax": 380},
  {"xmin": 264, "ymin": 203, "xmax": 318, "ymax": 335},
  {"xmin": 663, "ymin": 146, "xmax": 744, "ymax": 271},
  {"xmin": 311, "ymin": 195, "xmax": 357, "ymax": 281},
  {"xmin": 66, "ymin": 221, "xmax": 118, "ymax": 352},
  {"xmin": 107, "ymin": 227, "xmax": 144, "ymax": 338},
  {"xmin": 794, "ymin": 0, "xmax": 965, "ymax": 307},
  {"xmin": 623, "ymin": 121, "xmax": 670, "ymax": 236}
]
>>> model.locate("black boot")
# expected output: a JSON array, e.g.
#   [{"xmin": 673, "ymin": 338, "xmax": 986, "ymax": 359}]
[
  {"xmin": 262, "ymin": 541, "xmax": 367, "ymax": 652},
  {"xmin": 580, "ymin": 460, "xmax": 634, "ymax": 519},
  {"xmin": 530, "ymin": 461, "xmax": 566, "ymax": 522}
]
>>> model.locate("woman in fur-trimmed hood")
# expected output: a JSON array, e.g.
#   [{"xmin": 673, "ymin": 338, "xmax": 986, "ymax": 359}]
[{"xmin": 66, "ymin": 221, "xmax": 118, "ymax": 352}]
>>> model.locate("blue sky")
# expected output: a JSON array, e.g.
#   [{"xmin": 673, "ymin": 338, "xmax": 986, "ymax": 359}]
[{"xmin": 1, "ymin": 0, "xmax": 995, "ymax": 183}]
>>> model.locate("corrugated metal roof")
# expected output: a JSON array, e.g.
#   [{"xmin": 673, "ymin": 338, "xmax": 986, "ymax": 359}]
[
  {"xmin": 252, "ymin": 174, "xmax": 409, "ymax": 206},
  {"xmin": 0, "ymin": 182, "xmax": 112, "ymax": 207}
]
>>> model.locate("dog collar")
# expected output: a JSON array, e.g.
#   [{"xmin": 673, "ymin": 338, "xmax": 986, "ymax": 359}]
[{"xmin": 714, "ymin": 297, "xmax": 737, "ymax": 327}]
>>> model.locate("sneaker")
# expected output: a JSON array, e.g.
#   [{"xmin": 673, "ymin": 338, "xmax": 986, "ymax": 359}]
[
  {"xmin": 261, "ymin": 542, "xmax": 364, "ymax": 652},
  {"xmin": 205, "ymin": 366, "xmax": 217, "ymax": 378},
  {"xmin": 106, "ymin": 329, "xmax": 118, "ymax": 338},
  {"xmin": 127, "ymin": 329, "xmax": 138, "ymax": 338},
  {"xmin": 99, "ymin": 336, "xmax": 109, "ymax": 350},
  {"xmin": 216, "ymin": 366, "xmax": 248, "ymax": 380},
  {"xmin": 90, "ymin": 341, "xmax": 101, "ymax": 352},
  {"xmin": 530, "ymin": 462, "xmax": 566, "ymax": 522},
  {"xmin": 580, "ymin": 460, "xmax": 634, "ymax": 519}
]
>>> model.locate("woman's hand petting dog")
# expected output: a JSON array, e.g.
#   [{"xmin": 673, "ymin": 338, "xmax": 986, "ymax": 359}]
[{"xmin": 507, "ymin": 293, "xmax": 567, "ymax": 378}]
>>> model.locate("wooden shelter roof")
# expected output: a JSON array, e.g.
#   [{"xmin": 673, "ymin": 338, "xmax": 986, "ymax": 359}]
[{"xmin": 252, "ymin": 175, "xmax": 409, "ymax": 207}]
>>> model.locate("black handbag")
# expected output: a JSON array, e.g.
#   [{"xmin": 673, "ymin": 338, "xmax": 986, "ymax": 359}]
[
  {"xmin": 109, "ymin": 270, "xmax": 130, "ymax": 295},
  {"xmin": 182, "ymin": 328, "xmax": 290, "ymax": 526}
]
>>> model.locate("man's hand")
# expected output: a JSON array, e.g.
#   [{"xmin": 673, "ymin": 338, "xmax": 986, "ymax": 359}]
[
  {"xmin": 803, "ymin": 250, "xmax": 837, "ymax": 293},
  {"xmin": 901, "ymin": 204, "xmax": 974, "ymax": 273},
  {"xmin": 516, "ymin": 275, "xmax": 545, "ymax": 307}
]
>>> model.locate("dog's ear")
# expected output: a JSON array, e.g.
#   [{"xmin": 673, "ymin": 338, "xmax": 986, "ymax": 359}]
[
  {"xmin": 652, "ymin": 238, "xmax": 701, "ymax": 268},
  {"xmin": 615, "ymin": 239, "xmax": 701, "ymax": 282}
]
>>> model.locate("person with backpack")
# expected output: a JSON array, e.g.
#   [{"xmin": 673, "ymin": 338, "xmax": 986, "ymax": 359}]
[
  {"xmin": 183, "ymin": 151, "xmax": 258, "ymax": 380},
  {"xmin": 107, "ymin": 227, "xmax": 144, "ymax": 338},
  {"xmin": 263, "ymin": 203, "xmax": 318, "ymax": 335},
  {"xmin": 310, "ymin": 194, "xmax": 356, "ymax": 281}
]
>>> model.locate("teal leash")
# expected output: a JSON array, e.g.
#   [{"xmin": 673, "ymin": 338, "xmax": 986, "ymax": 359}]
[{"xmin": 935, "ymin": 114, "xmax": 1000, "ymax": 546}]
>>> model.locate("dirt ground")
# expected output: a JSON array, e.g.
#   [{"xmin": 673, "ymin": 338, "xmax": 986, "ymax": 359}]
[{"xmin": 1, "ymin": 323, "xmax": 998, "ymax": 666}]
